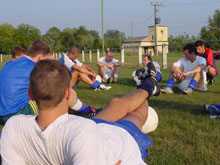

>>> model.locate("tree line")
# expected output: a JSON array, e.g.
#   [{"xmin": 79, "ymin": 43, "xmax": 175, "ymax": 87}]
[
  {"xmin": 0, "ymin": 9, "xmax": 219, "ymax": 54},
  {"xmin": 0, "ymin": 24, "xmax": 126, "ymax": 54}
]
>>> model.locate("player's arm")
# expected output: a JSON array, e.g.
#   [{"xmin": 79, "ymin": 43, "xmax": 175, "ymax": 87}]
[
  {"xmin": 83, "ymin": 64, "xmax": 97, "ymax": 76},
  {"xmin": 114, "ymin": 61, "xmax": 122, "ymax": 66},
  {"xmin": 72, "ymin": 65, "xmax": 93, "ymax": 76},
  {"xmin": 184, "ymin": 64, "xmax": 206, "ymax": 77},
  {"xmin": 96, "ymin": 62, "xmax": 114, "ymax": 70},
  {"xmin": 169, "ymin": 64, "xmax": 184, "ymax": 79}
]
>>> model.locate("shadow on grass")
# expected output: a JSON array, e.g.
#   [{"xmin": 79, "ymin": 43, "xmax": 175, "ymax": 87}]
[
  {"xmin": 149, "ymin": 99, "xmax": 207, "ymax": 116},
  {"xmin": 118, "ymin": 77, "xmax": 136, "ymax": 87}
]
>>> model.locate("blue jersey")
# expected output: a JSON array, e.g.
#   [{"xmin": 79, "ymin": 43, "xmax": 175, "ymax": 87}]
[{"xmin": 0, "ymin": 56, "xmax": 35, "ymax": 116}]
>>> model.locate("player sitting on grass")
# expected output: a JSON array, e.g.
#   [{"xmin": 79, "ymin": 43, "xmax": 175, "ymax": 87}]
[
  {"xmin": 161, "ymin": 44, "xmax": 207, "ymax": 95},
  {"xmin": 195, "ymin": 40, "xmax": 219, "ymax": 85},
  {"xmin": 0, "ymin": 41, "xmax": 99, "ymax": 129},
  {"xmin": 97, "ymin": 50, "xmax": 121, "ymax": 83},
  {"xmin": 0, "ymin": 59, "xmax": 160, "ymax": 164},
  {"xmin": 204, "ymin": 104, "xmax": 220, "ymax": 119},
  {"xmin": 11, "ymin": 46, "xmax": 25, "ymax": 61},
  {"xmin": 132, "ymin": 55, "xmax": 162, "ymax": 86},
  {"xmin": 60, "ymin": 45, "xmax": 111, "ymax": 91}
]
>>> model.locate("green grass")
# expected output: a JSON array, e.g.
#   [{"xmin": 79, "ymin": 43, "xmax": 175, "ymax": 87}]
[{"xmin": 1, "ymin": 53, "xmax": 220, "ymax": 164}]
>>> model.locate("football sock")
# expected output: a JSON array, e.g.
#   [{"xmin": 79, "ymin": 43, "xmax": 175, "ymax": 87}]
[
  {"xmin": 91, "ymin": 81, "xmax": 101, "ymax": 89},
  {"xmin": 138, "ymin": 78, "xmax": 154, "ymax": 97},
  {"xmin": 188, "ymin": 79, "xmax": 197, "ymax": 89},
  {"xmin": 71, "ymin": 99, "xmax": 90, "ymax": 114},
  {"xmin": 166, "ymin": 78, "xmax": 175, "ymax": 88},
  {"xmin": 215, "ymin": 104, "xmax": 220, "ymax": 110},
  {"xmin": 104, "ymin": 74, "xmax": 109, "ymax": 82}
]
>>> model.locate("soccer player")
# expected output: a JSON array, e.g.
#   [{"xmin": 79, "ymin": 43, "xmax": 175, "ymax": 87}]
[
  {"xmin": 133, "ymin": 55, "xmax": 162, "ymax": 86},
  {"xmin": 0, "ymin": 41, "xmax": 97, "ymax": 128},
  {"xmin": 195, "ymin": 40, "xmax": 219, "ymax": 85},
  {"xmin": 161, "ymin": 44, "xmax": 207, "ymax": 94},
  {"xmin": 11, "ymin": 46, "xmax": 25, "ymax": 60},
  {"xmin": 97, "ymin": 50, "xmax": 121, "ymax": 83},
  {"xmin": 204, "ymin": 104, "xmax": 220, "ymax": 118},
  {"xmin": 60, "ymin": 45, "xmax": 111, "ymax": 90},
  {"xmin": 1, "ymin": 59, "xmax": 160, "ymax": 164}
]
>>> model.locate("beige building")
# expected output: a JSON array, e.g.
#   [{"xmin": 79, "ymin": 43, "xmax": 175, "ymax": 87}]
[{"xmin": 122, "ymin": 25, "xmax": 168, "ymax": 55}]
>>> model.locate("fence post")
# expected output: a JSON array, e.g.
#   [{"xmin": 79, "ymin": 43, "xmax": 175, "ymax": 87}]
[
  {"xmin": 162, "ymin": 44, "xmax": 167, "ymax": 69},
  {"xmin": 82, "ymin": 50, "xmax": 85, "ymax": 62},
  {"xmin": 59, "ymin": 52, "xmax": 61, "ymax": 59},
  {"xmin": 89, "ymin": 50, "xmax": 92, "ymax": 63},
  {"xmin": 97, "ymin": 49, "xmax": 100, "ymax": 60},
  {"xmin": 0, "ymin": 54, "xmax": 2, "ymax": 63},
  {"xmin": 138, "ymin": 46, "xmax": 142, "ymax": 66},
  {"xmin": 120, "ymin": 47, "xmax": 124, "ymax": 65}
]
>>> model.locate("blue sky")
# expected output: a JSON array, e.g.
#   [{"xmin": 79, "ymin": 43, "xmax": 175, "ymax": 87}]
[{"xmin": 0, "ymin": 0, "xmax": 219, "ymax": 37}]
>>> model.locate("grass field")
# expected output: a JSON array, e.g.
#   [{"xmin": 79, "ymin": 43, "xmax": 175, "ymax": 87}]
[{"xmin": 1, "ymin": 53, "xmax": 220, "ymax": 164}]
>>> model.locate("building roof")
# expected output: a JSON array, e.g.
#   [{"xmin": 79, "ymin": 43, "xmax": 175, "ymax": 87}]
[{"xmin": 123, "ymin": 36, "xmax": 152, "ymax": 43}]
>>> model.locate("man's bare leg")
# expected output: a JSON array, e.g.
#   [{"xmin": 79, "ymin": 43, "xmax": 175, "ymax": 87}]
[
  {"xmin": 71, "ymin": 71, "xmax": 80, "ymax": 87},
  {"xmin": 93, "ymin": 89, "xmax": 149, "ymax": 122},
  {"xmin": 78, "ymin": 72, "xmax": 94, "ymax": 86},
  {"xmin": 208, "ymin": 66, "xmax": 217, "ymax": 79},
  {"xmin": 121, "ymin": 101, "xmax": 148, "ymax": 130},
  {"xmin": 111, "ymin": 66, "xmax": 120, "ymax": 77},
  {"xmin": 98, "ymin": 66, "xmax": 107, "ymax": 79}
]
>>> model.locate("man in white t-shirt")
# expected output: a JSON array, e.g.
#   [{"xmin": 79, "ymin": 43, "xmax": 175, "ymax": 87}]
[
  {"xmin": 161, "ymin": 44, "xmax": 207, "ymax": 94},
  {"xmin": 133, "ymin": 55, "xmax": 162, "ymax": 86},
  {"xmin": 97, "ymin": 50, "xmax": 121, "ymax": 83},
  {"xmin": 0, "ymin": 59, "xmax": 160, "ymax": 164},
  {"xmin": 60, "ymin": 45, "xmax": 111, "ymax": 91}
]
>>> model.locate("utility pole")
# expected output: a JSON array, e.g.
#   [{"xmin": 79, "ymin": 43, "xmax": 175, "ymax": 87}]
[
  {"xmin": 101, "ymin": 0, "xmax": 104, "ymax": 56},
  {"xmin": 131, "ymin": 22, "xmax": 134, "ymax": 53},
  {"xmin": 151, "ymin": 2, "xmax": 163, "ymax": 56}
]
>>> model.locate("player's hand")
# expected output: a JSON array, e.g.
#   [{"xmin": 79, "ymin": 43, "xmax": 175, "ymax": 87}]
[{"xmin": 108, "ymin": 64, "xmax": 114, "ymax": 70}]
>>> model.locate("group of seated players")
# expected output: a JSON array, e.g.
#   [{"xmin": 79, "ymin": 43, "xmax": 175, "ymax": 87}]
[{"xmin": 0, "ymin": 39, "xmax": 219, "ymax": 163}]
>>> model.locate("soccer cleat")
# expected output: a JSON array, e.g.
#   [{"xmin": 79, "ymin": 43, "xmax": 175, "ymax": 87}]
[
  {"xmin": 161, "ymin": 87, "xmax": 173, "ymax": 94},
  {"xmin": 208, "ymin": 114, "xmax": 220, "ymax": 119},
  {"xmin": 208, "ymin": 79, "xmax": 215, "ymax": 85},
  {"xmin": 183, "ymin": 87, "xmax": 193, "ymax": 94},
  {"xmin": 87, "ymin": 106, "xmax": 103, "ymax": 118},
  {"xmin": 204, "ymin": 104, "xmax": 220, "ymax": 114},
  {"xmin": 94, "ymin": 84, "xmax": 111, "ymax": 91},
  {"xmin": 137, "ymin": 62, "xmax": 160, "ymax": 96}
]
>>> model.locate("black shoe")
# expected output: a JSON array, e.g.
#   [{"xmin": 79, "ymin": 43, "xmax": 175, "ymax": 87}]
[
  {"xmin": 137, "ymin": 62, "xmax": 160, "ymax": 96},
  {"xmin": 208, "ymin": 79, "xmax": 215, "ymax": 85}
]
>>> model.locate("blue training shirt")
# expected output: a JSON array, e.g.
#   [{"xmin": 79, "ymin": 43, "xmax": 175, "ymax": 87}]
[{"xmin": 0, "ymin": 56, "xmax": 35, "ymax": 116}]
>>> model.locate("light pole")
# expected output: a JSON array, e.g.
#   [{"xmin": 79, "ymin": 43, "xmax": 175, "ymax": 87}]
[{"xmin": 101, "ymin": 0, "xmax": 104, "ymax": 56}]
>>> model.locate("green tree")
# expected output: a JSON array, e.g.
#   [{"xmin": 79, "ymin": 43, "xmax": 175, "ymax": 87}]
[
  {"xmin": 15, "ymin": 24, "xmax": 41, "ymax": 49},
  {"xmin": 104, "ymin": 29, "xmax": 126, "ymax": 49},
  {"xmin": 42, "ymin": 27, "xmax": 60, "ymax": 52},
  {"xmin": 0, "ymin": 23, "xmax": 18, "ymax": 53},
  {"xmin": 200, "ymin": 9, "xmax": 220, "ymax": 50}
]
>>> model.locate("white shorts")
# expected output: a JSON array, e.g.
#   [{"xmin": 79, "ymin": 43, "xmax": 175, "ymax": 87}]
[{"xmin": 178, "ymin": 71, "xmax": 208, "ymax": 92}]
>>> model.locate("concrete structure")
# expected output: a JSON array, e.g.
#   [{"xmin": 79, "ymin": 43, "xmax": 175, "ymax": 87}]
[{"xmin": 122, "ymin": 25, "xmax": 168, "ymax": 55}]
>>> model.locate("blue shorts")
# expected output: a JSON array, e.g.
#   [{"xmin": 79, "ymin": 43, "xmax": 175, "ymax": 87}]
[
  {"xmin": 91, "ymin": 118, "xmax": 152, "ymax": 160},
  {"xmin": 157, "ymin": 71, "xmax": 162, "ymax": 82}
]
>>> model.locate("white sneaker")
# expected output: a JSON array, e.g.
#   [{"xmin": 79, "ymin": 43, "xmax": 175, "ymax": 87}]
[
  {"xmin": 95, "ymin": 84, "xmax": 111, "ymax": 91},
  {"xmin": 161, "ymin": 87, "xmax": 173, "ymax": 94},
  {"xmin": 183, "ymin": 87, "xmax": 193, "ymax": 94}
]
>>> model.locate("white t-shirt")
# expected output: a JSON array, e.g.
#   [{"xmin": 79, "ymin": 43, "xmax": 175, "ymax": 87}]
[
  {"xmin": 98, "ymin": 57, "xmax": 119, "ymax": 76},
  {"xmin": 61, "ymin": 54, "xmax": 83, "ymax": 71},
  {"xmin": 173, "ymin": 56, "xmax": 207, "ymax": 79},
  {"xmin": 1, "ymin": 114, "xmax": 145, "ymax": 165}
]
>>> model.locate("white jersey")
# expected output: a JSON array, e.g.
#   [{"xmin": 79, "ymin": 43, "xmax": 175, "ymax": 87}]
[
  {"xmin": 1, "ymin": 114, "xmax": 145, "ymax": 165},
  {"xmin": 98, "ymin": 57, "xmax": 119, "ymax": 77},
  {"xmin": 173, "ymin": 56, "xmax": 207, "ymax": 79},
  {"xmin": 60, "ymin": 54, "xmax": 83, "ymax": 71}
]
